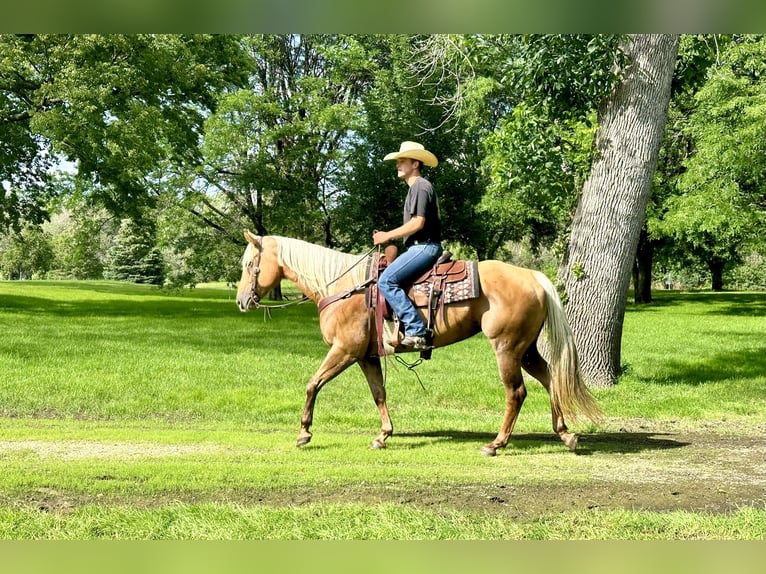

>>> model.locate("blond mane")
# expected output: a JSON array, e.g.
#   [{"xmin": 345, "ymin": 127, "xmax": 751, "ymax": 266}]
[{"xmin": 273, "ymin": 237, "xmax": 370, "ymax": 299}]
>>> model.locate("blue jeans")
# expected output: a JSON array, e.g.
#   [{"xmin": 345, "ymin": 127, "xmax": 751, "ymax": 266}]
[{"xmin": 378, "ymin": 242, "xmax": 443, "ymax": 336}]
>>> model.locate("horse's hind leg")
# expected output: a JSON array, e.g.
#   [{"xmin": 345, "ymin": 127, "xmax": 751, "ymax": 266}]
[
  {"xmin": 358, "ymin": 356, "xmax": 393, "ymax": 449},
  {"xmin": 521, "ymin": 344, "xmax": 578, "ymax": 451},
  {"xmin": 297, "ymin": 345, "xmax": 356, "ymax": 448},
  {"xmin": 482, "ymin": 345, "xmax": 527, "ymax": 457}
]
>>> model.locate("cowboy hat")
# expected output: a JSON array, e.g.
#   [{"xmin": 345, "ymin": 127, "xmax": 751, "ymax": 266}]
[{"xmin": 383, "ymin": 141, "xmax": 438, "ymax": 167}]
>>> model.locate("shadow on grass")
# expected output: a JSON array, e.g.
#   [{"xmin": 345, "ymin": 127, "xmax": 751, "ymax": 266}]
[
  {"xmin": 625, "ymin": 345, "xmax": 766, "ymax": 386},
  {"xmin": 0, "ymin": 292, "xmax": 232, "ymax": 319},
  {"xmin": 0, "ymin": 288, "xmax": 320, "ymax": 322},
  {"xmin": 0, "ymin": 289, "xmax": 326, "ymax": 357},
  {"xmin": 0, "ymin": 281, "xmax": 316, "ymax": 318},
  {"xmin": 395, "ymin": 430, "xmax": 688, "ymax": 454},
  {"xmin": 626, "ymin": 291, "xmax": 766, "ymax": 317}
]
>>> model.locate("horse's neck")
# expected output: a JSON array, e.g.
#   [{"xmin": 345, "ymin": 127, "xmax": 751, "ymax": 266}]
[
  {"xmin": 280, "ymin": 264, "xmax": 321, "ymax": 303},
  {"xmin": 275, "ymin": 237, "xmax": 364, "ymax": 301}
]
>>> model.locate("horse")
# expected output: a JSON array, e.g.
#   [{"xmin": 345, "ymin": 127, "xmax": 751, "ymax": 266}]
[{"xmin": 236, "ymin": 231, "xmax": 601, "ymax": 456}]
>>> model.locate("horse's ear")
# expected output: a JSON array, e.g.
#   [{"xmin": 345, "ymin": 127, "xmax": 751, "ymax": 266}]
[{"xmin": 243, "ymin": 230, "xmax": 261, "ymax": 247}]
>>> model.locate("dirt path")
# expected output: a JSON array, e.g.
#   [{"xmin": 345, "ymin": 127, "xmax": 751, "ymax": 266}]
[
  {"xmin": 3, "ymin": 421, "xmax": 763, "ymax": 517},
  {"xmin": 266, "ymin": 426, "xmax": 765, "ymax": 516},
  {"xmin": 451, "ymin": 429, "xmax": 764, "ymax": 516}
]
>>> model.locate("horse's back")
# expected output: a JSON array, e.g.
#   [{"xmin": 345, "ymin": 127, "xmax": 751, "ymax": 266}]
[{"xmin": 477, "ymin": 260, "xmax": 545, "ymax": 303}]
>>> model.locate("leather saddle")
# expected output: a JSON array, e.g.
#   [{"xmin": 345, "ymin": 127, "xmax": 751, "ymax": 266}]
[{"xmin": 367, "ymin": 247, "xmax": 480, "ymax": 357}]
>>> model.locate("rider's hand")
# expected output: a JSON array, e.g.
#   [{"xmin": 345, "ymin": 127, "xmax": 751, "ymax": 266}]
[{"xmin": 372, "ymin": 230, "xmax": 389, "ymax": 246}]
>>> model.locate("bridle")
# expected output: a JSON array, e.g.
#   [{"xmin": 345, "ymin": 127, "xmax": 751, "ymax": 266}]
[
  {"xmin": 243, "ymin": 242, "xmax": 311, "ymax": 312},
  {"xmin": 242, "ymin": 240, "xmax": 377, "ymax": 313},
  {"xmin": 242, "ymin": 244, "xmax": 264, "ymax": 308}
]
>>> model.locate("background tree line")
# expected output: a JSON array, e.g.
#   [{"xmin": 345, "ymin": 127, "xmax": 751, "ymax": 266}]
[{"xmin": 2, "ymin": 34, "xmax": 764, "ymax": 386}]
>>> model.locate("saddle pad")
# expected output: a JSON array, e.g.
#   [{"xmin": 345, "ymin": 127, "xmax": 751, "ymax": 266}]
[{"xmin": 409, "ymin": 260, "xmax": 480, "ymax": 307}]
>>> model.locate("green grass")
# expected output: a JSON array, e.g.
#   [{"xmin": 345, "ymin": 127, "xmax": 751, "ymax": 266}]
[
  {"xmin": 616, "ymin": 291, "xmax": 765, "ymax": 423},
  {"xmin": 0, "ymin": 280, "xmax": 763, "ymax": 540},
  {"xmin": 2, "ymin": 282, "xmax": 761, "ymax": 430},
  {"xmin": 0, "ymin": 503, "xmax": 761, "ymax": 540}
]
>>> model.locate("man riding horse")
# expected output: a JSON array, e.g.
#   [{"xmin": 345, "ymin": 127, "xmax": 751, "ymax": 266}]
[{"xmin": 372, "ymin": 141, "xmax": 442, "ymax": 351}]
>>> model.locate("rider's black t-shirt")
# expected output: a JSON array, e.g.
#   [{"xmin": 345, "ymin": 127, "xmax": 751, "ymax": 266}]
[{"xmin": 403, "ymin": 177, "xmax": 441, "ymax": 247}]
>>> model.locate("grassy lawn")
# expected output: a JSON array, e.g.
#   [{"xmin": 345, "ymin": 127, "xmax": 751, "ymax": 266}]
[{"xmin": 0, "ymin": 280, "xmax": 763, "ymax": 540}]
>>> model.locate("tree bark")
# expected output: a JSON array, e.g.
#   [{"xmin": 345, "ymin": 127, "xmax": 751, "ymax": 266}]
[{"xmin": 560, "ymin": 35, "xmax": 679, "ymax": 388}]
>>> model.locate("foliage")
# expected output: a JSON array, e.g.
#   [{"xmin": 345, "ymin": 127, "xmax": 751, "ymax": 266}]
[
  {"xmin": 479, "ymin": 105, "xmax": 597, "ymax": 255},
  {"xmin": 3, "ymin": 34, "xmax": 764, "ymax": 296},
  {"xmin": 464, "ymin": 35, "xmax": 624, "ymax": 257},
  {"xmin": 44, "ymin": 178, "xmax": 117, "ymax": 280},
  {"xmin": 468, "ymin": 35, "xmax": 626, "ymax": 119},
  {"xmin": 0, "ymin": 34, "xmax": 250, "ymax": 227},
  {"xmin": 0, "ymin": 224, "xmax": 53, "ymax": 279},
  {"xmin": 195, "ymin": 34, "xmax": 372, "ymax": 247},
  {"xmin": 653, "ymin": 35, "xmax": 766, "ymax": 290},
  {"xmin": 334, "ymin": 35, "xmax": 489, "ymax": 255},
  {"xmin": 47, "ymin": 211, "xmax": 107, "ymax": 280},
  {"xmin": 155, "ymin": 191, "xmax": 243, "ymax": 287},
  {"xmin": 725, "ymin": 252, "xmax": 766, "ymax": 289},
  {"xmin": 636, "ymin": 35, "xmax": 732, "ymax": 301}
]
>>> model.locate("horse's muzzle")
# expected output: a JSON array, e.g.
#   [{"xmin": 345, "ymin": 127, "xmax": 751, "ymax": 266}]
[{"xmin": 236, "ymin": 294, "xmax": 258, "ymax": 312}]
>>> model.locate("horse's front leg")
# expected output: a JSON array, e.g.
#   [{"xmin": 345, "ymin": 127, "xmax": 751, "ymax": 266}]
[
  {"xmin": 297, "ymin": 345, "xmax": 356, "ymax": 448},
  {"xmin": 358, "ymin": 356, "xmax": 393, "ymax": 449}
]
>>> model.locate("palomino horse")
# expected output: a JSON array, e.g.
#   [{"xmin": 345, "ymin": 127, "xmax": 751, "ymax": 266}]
[{"xmin": 236, "ymin": 232, "xmax": 601, "ymax": 456}]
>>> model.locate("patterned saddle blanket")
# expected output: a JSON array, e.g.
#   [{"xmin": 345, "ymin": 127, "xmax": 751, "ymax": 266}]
[
  {"xmin": 408, "ymin": 259, "xmax": 480, "ymax": 307},
  {"xmin": 367, "ymin": 254, "xmax": 481, "ymax": 316}
]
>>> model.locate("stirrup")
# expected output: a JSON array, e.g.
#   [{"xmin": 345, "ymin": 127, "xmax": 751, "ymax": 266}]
[{"xmin": 419, "ymin": 330, "xmax": 434, "ymax": 360}]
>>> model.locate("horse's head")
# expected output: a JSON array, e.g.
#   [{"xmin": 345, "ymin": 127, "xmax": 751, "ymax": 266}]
[{"xmin": 236, "ymin": 231, "xmax": 282, "ymax": 312}]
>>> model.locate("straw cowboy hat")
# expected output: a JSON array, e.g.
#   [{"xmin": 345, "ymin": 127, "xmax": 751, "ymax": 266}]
[{"xmin": 383, "ymin": 141, "xmax": 438, "ymax": 168}]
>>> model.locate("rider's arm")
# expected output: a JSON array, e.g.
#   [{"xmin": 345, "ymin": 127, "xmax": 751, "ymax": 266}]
[{"xmin": 373, "ymin": 216, "xmax": 425, "ymax": 245}]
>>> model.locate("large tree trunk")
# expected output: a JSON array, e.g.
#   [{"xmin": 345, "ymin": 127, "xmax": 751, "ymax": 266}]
[
  {"xmin": 708, "ymin": 257, "xmax": 725, "ymax": 291},
  {"xmin": 560, "ymin": 35, "xmax": 679, "ymax": 388}
]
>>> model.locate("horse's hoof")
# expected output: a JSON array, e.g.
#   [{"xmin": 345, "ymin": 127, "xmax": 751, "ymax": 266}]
[
  {"xmin": 480, "ymin": 445, "xmax": 497, "ymax": 457},
  {"xmin": 370, "ymin": 439, "xmax": 386, "ymax": 450},
  {"xmin": 563, "ymin": 433, "xmax": 578, "ymax": 451},
  {"xmin": 296, "ymin": 436, "xmax": 311, "ymax": 448}
]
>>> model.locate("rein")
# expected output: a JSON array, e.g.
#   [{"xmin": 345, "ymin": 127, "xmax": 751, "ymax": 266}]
[
  {"xmin": 250, "ymin": 294, "xmax": 312, "ymax": 322},
  {"xmin": 325, "ymin": 245, "xmax": 377, "ymax": 287}
]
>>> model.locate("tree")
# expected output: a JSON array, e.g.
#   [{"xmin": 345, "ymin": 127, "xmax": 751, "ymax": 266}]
[
  {"xmin": 479, "ymin": 103, "xmax": 597, "ymax": 258},
  {"xmin": 654, "ymin": 35, "xmax": 766, "ymax": 291},
  {"xmin": 155, "ymin": 191, "xmax": 243, "ymax": 287},
  {"xmin": 104, "ymin": 217, "xmax": 164, "ymax": 285},
  {"xmin": 560, "ymin": 35, "xmax": 680, "ymax": 387},
  {"xmin": 368, "ymin": 35, "xmax": 625, "ymax": 260},
  {"xmin": 0, "ymin": 224, "xmax": 54, "ymax": 279},
  {"xmin": 0, "ymin": 34, "xmax": 250, "ymax": 227},
  {"xmin": 634, "ymin": 35, "xmax": 733, "ymax": 302},
  {"xmin": 335, "ymin": 35, "xmax": 490, "ymax": 255},
  {"xmin": 47, "ymin": 206, "xmax": 112, "ymax": 280},
  {"xmin": 194, "ymin": 34, "xmax": 372, "ymax": 248}
]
